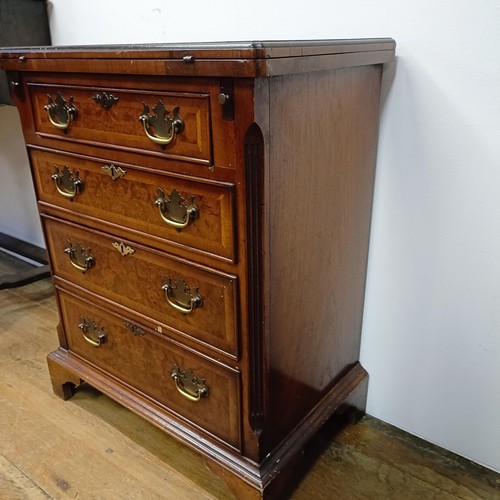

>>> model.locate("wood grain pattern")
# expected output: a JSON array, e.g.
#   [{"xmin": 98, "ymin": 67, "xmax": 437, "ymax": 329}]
[
  {"xmin": 264, "ymin": 65, "xmax": 383, "ymax": 448},
  {"xmin": 30, "ymin": 147, "xmax": 237, "ymax": 262},
  {"xmin": 0, "ymin": 39, "xmax": 396, "ymax": 77},
  {"xmin": 14, "ymin": 72, "xmax": 243, "ymax": 178},
  {"xmin": 29, "ymin": 82, "xmax": 212, "ymax": 164},
  {"xmin": 57, "ymin": 287, "xmax": 242, "ymax": 449},
  {"xmin": 43, "ymin": 215, "xmax": 239, "ymax": 358}
]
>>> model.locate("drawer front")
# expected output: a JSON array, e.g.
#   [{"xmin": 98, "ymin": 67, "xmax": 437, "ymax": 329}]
[
  {"xmin": 58, "ymin": 288, "xmax": 241, "ymax": 449},
  {"xmin": 29, "ymin": 83, "xmax": 211, "ymax": 163},
  {"xmin": 31, "ymin": 149, "xmax": 236, "ymax": 262},
  {"xmin": 44, "ymin": 217, "xmax": 238, "ymax": 357}
]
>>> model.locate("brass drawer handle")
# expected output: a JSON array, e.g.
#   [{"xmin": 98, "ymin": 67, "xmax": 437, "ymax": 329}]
[
  {"xmin": 162, "ymin": 276, "xmax": 203, "ymax": 314},
  {"xmin": 78, "ymin": 317, "xmax": 106, "ymax": 347},
  {"xmin": 171, "ymin": 364, "xmax": 209, "ymax": 402},
  {"xmin": 44, "ymin": 92, "xmax": 77, "ymax": 130},
  {"xmin": 154, "ymin": 188, "xmax": 198, "ymax": 230},
  {"xmin": 64, "ymin": 240, "xmax": 94, "ymax": 273},
  {"xmin": 52, "ymin": 165, "xmax": 83, "ymax": 200},
  {"xmin": 139, "ymin": 100, "xmax": 184, "ymax": 146}
]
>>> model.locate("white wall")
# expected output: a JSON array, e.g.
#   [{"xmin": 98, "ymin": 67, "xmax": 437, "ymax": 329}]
[
  {"xmin": 3, "ymin": 0, "xmax": 499, "ymax": 472},
  {"xmin": 0, "ymin": 105, "xmax": 44, "ymax": 246}
]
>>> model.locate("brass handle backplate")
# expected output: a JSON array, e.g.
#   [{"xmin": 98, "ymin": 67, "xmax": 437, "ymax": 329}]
[
  {"xmin": 171, "ymin": 364, "xmax": 209, "ymax": 402},
  {"xmin": 79, "ymin": 317, "xmax": 106, "ymax": 347},
  {"xmin": 52, "ymin": 165, "xmax": 83, "ymax": 200},
  {"xmin": 154, "ymin": 188, "xmax": 198, "ymax": 230},
  {"xmin": 44, "ymin": 92, "xmax": 77, "ymax": 130},
  {"xmin": 162, "ymin": 276, "xmax": 202, "ymax": 314},
  {"xmin": 64, "ymin": 240, "xmax": 94, "ymax": 273},
  {"xmin": 139, "ymin": 100, "xmax": 184, "ymax": 145}
]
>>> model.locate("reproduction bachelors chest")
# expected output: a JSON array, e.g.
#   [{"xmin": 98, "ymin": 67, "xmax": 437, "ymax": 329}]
[{"xmin": 0, "ymin": 39, "xmax": 395, "ymax": 498}]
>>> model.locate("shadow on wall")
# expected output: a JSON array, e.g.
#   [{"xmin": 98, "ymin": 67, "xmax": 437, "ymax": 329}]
[
  {"xmin": 379, "ymin": 55, "xmax": 397, "ymax": 112},
  {"xmin": 363, "ymin": 53, "xmax": 500, "ymax": 472}
]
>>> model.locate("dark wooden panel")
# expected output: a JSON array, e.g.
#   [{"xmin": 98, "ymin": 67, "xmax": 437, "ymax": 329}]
[
  {"xmin": 264, "ymin": 65, "xmax": 383, "ymax": 446},
  {"xmin": 244, "ymin": 123, "xmax": 267, "ymax": 435}
]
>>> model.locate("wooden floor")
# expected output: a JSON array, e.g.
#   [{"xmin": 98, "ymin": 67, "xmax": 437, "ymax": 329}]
[{"xmin": 1, "ymin": 251, "xmax": 499, "ymax": 500}]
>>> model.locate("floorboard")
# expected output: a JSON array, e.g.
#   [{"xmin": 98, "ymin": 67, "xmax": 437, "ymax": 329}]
[{"xmin": 1, "ymin": 250, "xmax": 499, "ymax": 499}]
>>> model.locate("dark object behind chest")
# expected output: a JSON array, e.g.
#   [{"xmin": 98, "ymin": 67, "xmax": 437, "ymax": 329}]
[{"xmin": 0, "ymin": 0, "xmax": 51, "ymax": 104}]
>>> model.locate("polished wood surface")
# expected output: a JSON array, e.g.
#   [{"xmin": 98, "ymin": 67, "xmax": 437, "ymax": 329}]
[
  {"xmin": 1, "ymin": 40, "xmax": 396, "ymax": 498},
  {"xmin": 0, "ymin": 39, "xmax": 396, "ymax": 77},
  {"xmin": 43, "ymin": 216, "xmax": 239, "ymax": 358},
  {"xmin": 0, "ymin": 39, "xmax": 396, "ymax": 59},
  {"xmin": 264, "ymin": 65, "xmax": 382, "ymax": 447},
  {"xmin": 16, "ymin": 72, "xmax": 240, "ymax": 173},
  {"xmin": 1, "ymin": 265, "xmax": 498, "ymax": 499},
  {"xmin": 29, "ymin": 82, "xmax": 212, "ymax": 163},
  {"xmin": 31, "ymin": 148, "xmax": 237, "ymax": 262},
  {"xmin": 57, "ymin": 287, "xmax": 241, "ymax": 449}
]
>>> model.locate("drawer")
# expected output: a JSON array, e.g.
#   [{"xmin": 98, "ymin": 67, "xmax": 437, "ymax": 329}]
[
  {"xmin": 28, "ymin": 83, "xmax": 211, "ymax": 163},
  {"xmin": 31, "ymin": 149, "xmax": 236, "ymax": 262},
  {"xmin": 43, "ymin": 216, "xmax": 238, "ymax": 358},
  {"xmin": 57, "ymin": 288, "xmax": 241, "ymax": 449}
]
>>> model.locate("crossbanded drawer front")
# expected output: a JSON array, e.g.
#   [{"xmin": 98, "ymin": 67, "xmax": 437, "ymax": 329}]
[
  {"xmin": 57, "ymin": 288, "xmax": 241, "ymax": 449},
  {"xmin": 43, "ymin": 216, "xmax": 238, "ymax": 358},
  {"xmin": 29, "ymin": 83, "xmax": 211, "ymax": 163},
  {"xmin": 31, "ymin": 149, "xmax": 236, "ymax": 262}
]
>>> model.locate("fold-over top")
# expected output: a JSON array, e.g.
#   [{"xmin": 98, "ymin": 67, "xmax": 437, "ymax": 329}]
[{"xmin": 0, "ymin": 38, "xmax": 396, "ymax": 77}]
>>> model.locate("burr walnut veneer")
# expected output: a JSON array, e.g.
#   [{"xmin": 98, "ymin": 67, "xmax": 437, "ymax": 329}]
[{"xmin": 0, "ymin": 39, "xmax": 395, "ymax": 498}]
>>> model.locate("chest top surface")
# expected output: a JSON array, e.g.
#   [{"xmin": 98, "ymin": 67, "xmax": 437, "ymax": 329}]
[{"xmin": 0, "ymin": 38, "xmax": 395, "ymax": 76}]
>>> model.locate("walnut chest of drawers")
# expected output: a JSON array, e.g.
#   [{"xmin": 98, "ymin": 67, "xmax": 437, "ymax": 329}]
[{"xmin": 0, "ymin": 39, "xmax": 395, "ymax": 498}]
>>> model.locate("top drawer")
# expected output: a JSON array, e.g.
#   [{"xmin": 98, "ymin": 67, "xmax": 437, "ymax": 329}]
[{"xmin": 28, "ymin": 83, "xmax": 211, "ymax": 164}]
